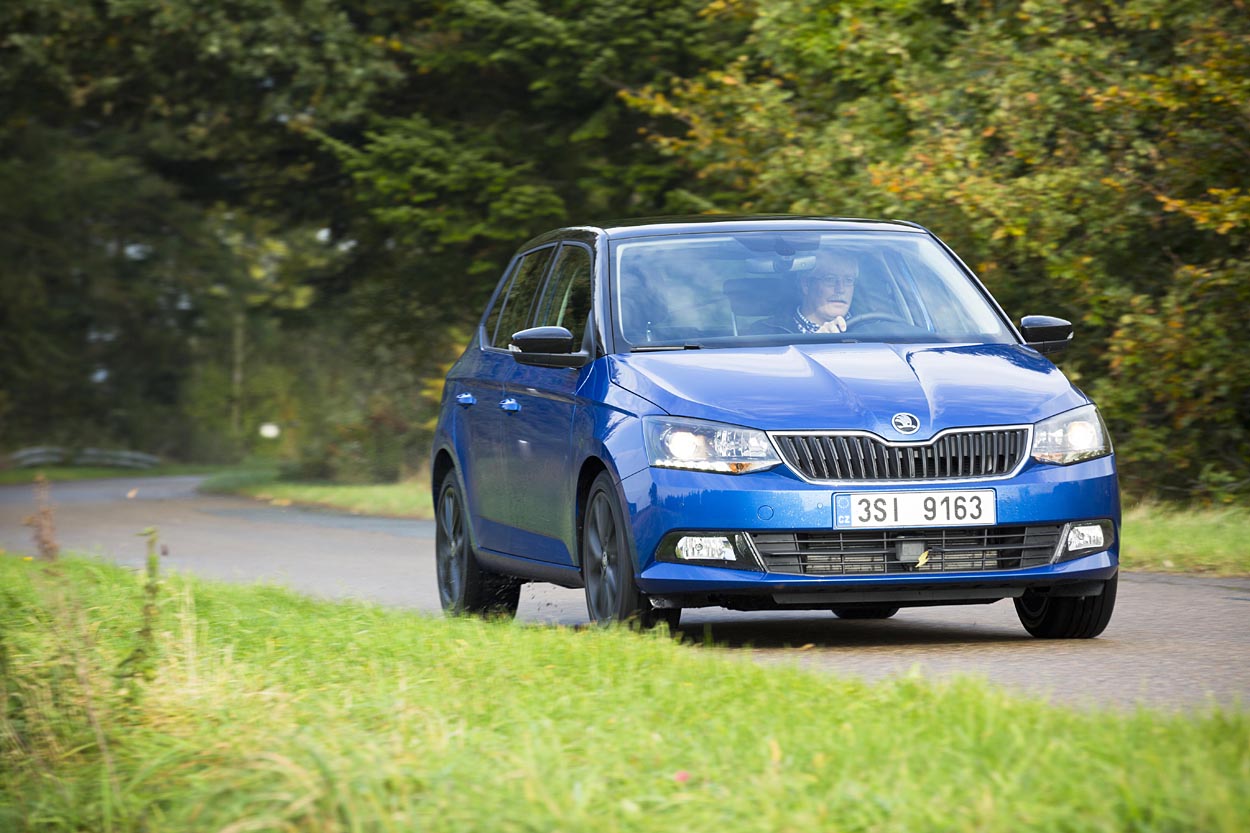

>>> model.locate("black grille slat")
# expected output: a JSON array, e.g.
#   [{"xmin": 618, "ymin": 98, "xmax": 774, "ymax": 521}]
[
  {"xmin": 796, "ymin": 437, "xmax": 818, "ymax": 477},
  {"xmin": 823, "ymin": 437, "xmax": 844, "ymax": 479},
  {"xmin": 773, "ymin": 429, "xmax": 1029, "ymax": 482},
  {"xmin": 811, "ymin": 437, "xmax": 831, "ymax": 479},
  {"xmin": 752, "ymin": 525, "xmax": 1062, "ymax": 576}
]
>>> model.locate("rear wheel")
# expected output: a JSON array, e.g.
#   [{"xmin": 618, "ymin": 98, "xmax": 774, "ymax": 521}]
[
  {"xmin": 435, "ymin": 473, "xmax": 520, "ymax": 618},
  {"xmin": 582, "ymin": 472, "xmax": 680, "ymax": 630},
  {"xmin": 831, "ymin": 606, "xmax": 899, "ymax": 620},
  {"xmin": 1014, "ymin": 574, "xmax": 1117, "ymax": 638}
]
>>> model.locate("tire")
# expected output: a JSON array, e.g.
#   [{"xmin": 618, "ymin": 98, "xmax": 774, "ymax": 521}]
[
  {"xmin": 1014, "ymin": 573, "xmax": 1117, "ymax": 638},
  {"xmin": 831, "ymin": 606, "xmax": 899, "ymax": 620},
  {"xmin": 582, "ymin": 472, "xmax": 679, "ymax": 630},
  {"xmin": 435, "ymin": 473, "xmax": 520, "ymax": 618}
]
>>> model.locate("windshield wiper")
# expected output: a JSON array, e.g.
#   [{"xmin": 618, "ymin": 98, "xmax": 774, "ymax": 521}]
[{"xmin": 630, "ymin": 343, "xmax": 703, "ymax": 352}]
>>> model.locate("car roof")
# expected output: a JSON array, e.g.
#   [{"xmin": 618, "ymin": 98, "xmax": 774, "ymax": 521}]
[
  {"xmin": 597, "ymin": 215, "xmax": 926, "ymax": 239},
  {"xmin": 519, "ymin": 215, "xmax": 929, "ymax": 250}
]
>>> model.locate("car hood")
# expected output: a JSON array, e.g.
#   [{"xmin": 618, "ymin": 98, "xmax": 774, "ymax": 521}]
[{"xmin": 608, "ymin": 343, "xmax": 1086, "ymax": 439}]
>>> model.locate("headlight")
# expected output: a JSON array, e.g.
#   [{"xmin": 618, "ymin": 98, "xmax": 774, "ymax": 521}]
[
  {"xmin": 643, "ymin": 416, "xmax": 782, "ymax": 474},
  {"xmin": 1031, "ymin": 405, "xmax": 1112, "ymax": 465}
]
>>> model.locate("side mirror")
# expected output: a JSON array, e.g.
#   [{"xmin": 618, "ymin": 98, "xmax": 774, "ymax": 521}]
[
  {"xmin": 1020, "ymin": 315, "xmax": 1073, "ymax": 356},
  {"xmin": 510, "ymin": 326, "xmax": 590, "ymax": 368}
]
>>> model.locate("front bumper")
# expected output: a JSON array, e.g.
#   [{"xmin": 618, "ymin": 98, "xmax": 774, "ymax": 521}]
[{"xmin": 619, "ymin": 455, "xmax": 1119, "ymax": 607}]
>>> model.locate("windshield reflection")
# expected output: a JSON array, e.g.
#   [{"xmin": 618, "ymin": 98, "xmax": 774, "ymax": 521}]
[{"xmin": 612, "ymin": 231, "xmax": 1015, "ymax": 349}]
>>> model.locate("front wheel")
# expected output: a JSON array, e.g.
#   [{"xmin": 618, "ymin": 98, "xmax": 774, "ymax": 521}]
[
  {"xmin": 581, "ymin": 472, "xmax": 679, "ymax": 630},
  {"xmin": 435, "ymin": 473, "xmax": 520, "ymax": 618},
  {"xmin": 1014, "ymin": 574, "xmax": 1117, "ymax": 638}
]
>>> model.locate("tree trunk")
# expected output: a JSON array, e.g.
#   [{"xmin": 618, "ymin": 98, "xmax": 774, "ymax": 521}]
[{"xmin": 231, "ymin": 309, "xmax": 245, "ymax": 437}]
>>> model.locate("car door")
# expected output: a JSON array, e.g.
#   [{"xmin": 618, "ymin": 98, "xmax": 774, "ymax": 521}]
[
  {"xmin": 457, "ymin": 245, "xmax": 556, "ymax": 555},
  {"xmin": 500, "ymin": 241, "xmax": 596, "ymax": 565}
]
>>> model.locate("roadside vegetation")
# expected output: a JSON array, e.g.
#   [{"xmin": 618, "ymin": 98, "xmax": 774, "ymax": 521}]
[
  {"xmin": 4, "ymin": 1, "xmax": 1249, "ymax": 507},
  {"xmin": 200, "ymin": 467, "xmax": 432, "ymax": 518},
  {"xmin": 0, "ymin": 464, "xmax": 242, "ymax": 486},
  {"xmin": 2, "ymin": 555, "xmax": 1246, "ymax": 832},
  {"xmin": 1120, "ymin": 500, "xmax": 1250, "ymax": 577}
]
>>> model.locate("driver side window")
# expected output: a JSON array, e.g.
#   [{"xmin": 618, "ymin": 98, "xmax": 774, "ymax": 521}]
[
  {"xmin": 533, "ymin": 243, "xmax": 593, "ymax": 347},
  {"xmin": 491, "ymin": 246, "xmax": 556, "ymax": 348}
]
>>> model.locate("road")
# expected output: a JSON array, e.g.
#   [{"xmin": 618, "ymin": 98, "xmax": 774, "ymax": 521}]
[{"xmin": 3, "ymin": 475, "xmax": 1248, "ymax": 711}]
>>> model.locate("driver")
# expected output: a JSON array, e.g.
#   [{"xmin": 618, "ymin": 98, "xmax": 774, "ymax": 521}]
[{"xmin": 749, "ymin": 251, "xmax": 858, "ymax": 334}]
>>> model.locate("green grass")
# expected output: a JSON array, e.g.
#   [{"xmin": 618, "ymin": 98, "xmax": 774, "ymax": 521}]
[
  {"xmin": 1120, "ymin": 500, "xmax": 1250, "ymax": 576},
  {"xmin": 2, "ymin": 555, "xmax": 1247, "ymax": 832},
  {"xmin": 200, "ymin": 467, "xmax": 432, "ymax": 518},
  {"xmin": 0, "ymin": 463, "xmax": 241, "ymax": 485}
]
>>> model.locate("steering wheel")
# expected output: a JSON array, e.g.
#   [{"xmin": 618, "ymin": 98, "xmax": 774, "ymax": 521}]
[{"xmin": 846, "ymin": 311, "xmax": 911, "ymax": 330}]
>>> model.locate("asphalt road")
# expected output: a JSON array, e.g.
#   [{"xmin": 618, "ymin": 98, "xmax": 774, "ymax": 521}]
[{"xmin": 3, "ymin": 475, "xmax": 1248, "ymax": 711}]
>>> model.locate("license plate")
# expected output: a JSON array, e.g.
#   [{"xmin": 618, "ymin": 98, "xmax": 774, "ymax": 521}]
[{"xmin": 834, "ymin": 490, "xmax": 996, "ymax": 529}]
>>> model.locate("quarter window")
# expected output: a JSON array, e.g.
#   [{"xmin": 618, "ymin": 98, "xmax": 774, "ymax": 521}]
[{"xmin": 483, "ymin": 259, "xmax": 520, "ymax": 346}]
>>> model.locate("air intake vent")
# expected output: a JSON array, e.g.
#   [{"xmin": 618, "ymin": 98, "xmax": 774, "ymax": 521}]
[{"xmin": 751, "ymin": 525, "xmax": 1061, "ymax": 575}]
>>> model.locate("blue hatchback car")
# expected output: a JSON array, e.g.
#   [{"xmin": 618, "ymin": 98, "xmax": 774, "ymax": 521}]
[{"xmin": 431, "ymin": 216, "xmax": 1119, "ymax": 637}]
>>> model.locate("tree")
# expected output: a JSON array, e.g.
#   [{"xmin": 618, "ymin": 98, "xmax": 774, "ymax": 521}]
[{"xmin": 622, "ymin": 0, "xmax": 1250, "ymax": 499}]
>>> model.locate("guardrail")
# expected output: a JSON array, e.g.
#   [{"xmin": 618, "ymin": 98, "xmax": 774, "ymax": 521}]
[{"xmin": 7, "ymin": 446, "xmax": 160, "ymax": 469}]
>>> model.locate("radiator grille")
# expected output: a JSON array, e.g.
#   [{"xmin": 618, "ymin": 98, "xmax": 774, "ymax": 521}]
[
  {"xmin": 751, "ymin": 525, "xmax": 1061, "ymax": 576},
  {"xmin": 772, "ymin": 428, "xmax": 1029, "ymax": 482}
]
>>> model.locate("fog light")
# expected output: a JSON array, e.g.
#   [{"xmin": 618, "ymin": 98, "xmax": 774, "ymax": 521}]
[
  {"xmin": 676, "ymin": 536, "xmax": 736, "ymax": 561},
  {"xmin": 1066, "ymin": 524, "xmax": 1106, "ymax": 553}
]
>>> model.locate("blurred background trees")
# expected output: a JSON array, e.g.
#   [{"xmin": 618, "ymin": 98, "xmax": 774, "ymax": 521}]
[{"xmin": 1, "ymin": 0, "xmax": 1246, "ymax": 501}]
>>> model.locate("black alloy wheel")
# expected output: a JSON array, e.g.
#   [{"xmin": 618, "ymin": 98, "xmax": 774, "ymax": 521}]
[
  {"xmin": 582, "ymin": 472, "xmax": 680, "ymax": 630},
  {"xmin": 831, "ymin": 606, "xmax": 900, "ymax": 620},
  {"xmin": 435, "ymin": 473, "xmax": 520, "ymax": 618},
  {"xmin": 1014, "ymin": 573, "xmax": 1118, "ymax": 638}
]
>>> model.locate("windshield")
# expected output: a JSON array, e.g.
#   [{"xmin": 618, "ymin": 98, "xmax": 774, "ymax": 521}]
[{"xmin": 611, "ymin": 230, "xmax": 1016, "ymax": 349}]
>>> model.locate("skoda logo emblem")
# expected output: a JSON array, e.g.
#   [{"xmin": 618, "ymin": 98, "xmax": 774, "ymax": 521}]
[{"xmin": 892, "ymin": 412, "xmax": 920, "ymax": 434}]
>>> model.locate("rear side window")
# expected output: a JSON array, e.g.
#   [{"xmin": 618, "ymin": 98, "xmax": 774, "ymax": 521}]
[
  {"xmin": 483, "ymin": 259, "xmax": 520, "ymax": 346},
  {"xmin": 533, "ymin": 244, "xmax": 593, "ymax": 347},
  {"xmin": 491, "ymin": 246, "xmax": 555, "ymax": 348}
]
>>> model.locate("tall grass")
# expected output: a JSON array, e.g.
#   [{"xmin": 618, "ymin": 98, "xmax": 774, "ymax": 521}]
[{"xmin": 2, "ymin": 555, "xmax": 1247, "ymax": 832}]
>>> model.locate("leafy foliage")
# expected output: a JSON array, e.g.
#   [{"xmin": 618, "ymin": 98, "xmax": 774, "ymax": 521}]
[
  {"xmin": 625, "ymin": 0, "xmax": 1250, "ymax": 498},
  {"xmin": 2, "ymin": 0, "xmax": 1247, "ymax": 497}
]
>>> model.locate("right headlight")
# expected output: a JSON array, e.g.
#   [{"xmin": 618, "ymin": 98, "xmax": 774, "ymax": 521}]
[
  {"xmin": 643, "ymin": 416, "xmax": 781, "ymax": 474},
  {"xmin": 1031, "ymin": 404, "xmax": 1112, "ymax": 465}
]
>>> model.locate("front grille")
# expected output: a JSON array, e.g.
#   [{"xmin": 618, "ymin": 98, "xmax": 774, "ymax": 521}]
[
  {"xmin": 772, "ymin": 428, "xmax": 1030, "ymax": 482},
  {"xmin": 750, "ymin": 525, "xmax": 1061, "ymax": 576}
]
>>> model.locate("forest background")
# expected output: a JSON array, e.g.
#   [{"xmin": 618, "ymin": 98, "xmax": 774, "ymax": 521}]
[{"xmin": 1, "ymin": 0, "xmax": 1246, "ymax": 503}]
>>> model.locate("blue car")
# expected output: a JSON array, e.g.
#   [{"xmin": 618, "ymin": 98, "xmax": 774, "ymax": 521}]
[{"xmin": 431, "ymin": 216, "xmax": 1119, "ymax": 637}]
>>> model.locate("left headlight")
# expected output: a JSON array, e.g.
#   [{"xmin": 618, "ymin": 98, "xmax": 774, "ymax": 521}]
[
  {"xmin": 1031, "ymin": 404, "xmax": 1112, "ymax": 465},
  {"xmin": 643, "ymin": 416, "xmax": 782, "ymax": 474}
]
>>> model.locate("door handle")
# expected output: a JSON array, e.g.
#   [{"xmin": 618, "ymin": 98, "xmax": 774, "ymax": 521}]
[
  {"xmin": 455, "ymin": 393, "xmax": 476, "ymax": 407},
  {"xmin": 499, "ymin": 398, "xmax": 521, "ymax": 413}
]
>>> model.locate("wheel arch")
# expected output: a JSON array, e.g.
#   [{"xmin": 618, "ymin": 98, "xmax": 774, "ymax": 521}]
[
  {"xmin": 431, "ymin": 447, "xmax": 456, "ymax": 508},
  {"xmin": 574, "ymin": 454, "xmax": 649, "ymax": 576},
  {"xmin": 574, "ymin": 456, "xmax": 611, "ymax": 569},
  {"xmin": 431, "ymin": 446, "xmax": 483, "ymax": 555}
]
